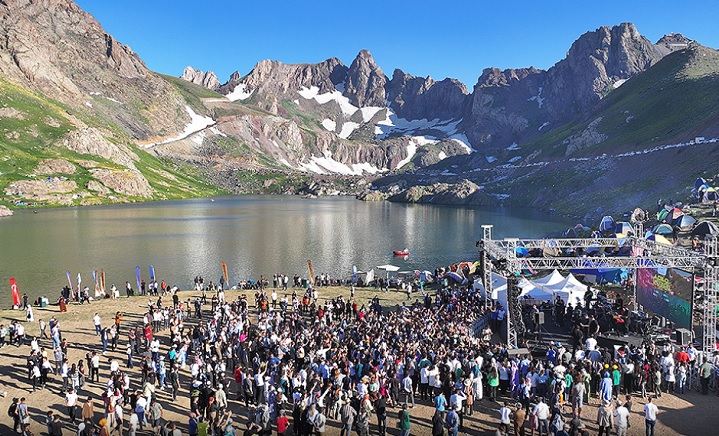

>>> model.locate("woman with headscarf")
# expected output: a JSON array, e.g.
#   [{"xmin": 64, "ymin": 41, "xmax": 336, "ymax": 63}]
[
  {"xmin": 599, "ymin": 371, "xmax": 613, "ymax": 403},
  {"xmin": 98, "ymin": 417, "xmax": 111, "ymax": 436}
]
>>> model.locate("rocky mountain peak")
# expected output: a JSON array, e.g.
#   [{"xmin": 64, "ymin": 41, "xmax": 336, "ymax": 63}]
[
  {"xmin": 656, "ymin": 33, "xmax": 693, "ymax": 52},
  {"xmin": 476, "ymin": 67, "xmax": 543, "ymax": 88},
  {"xmin": 180, "ymin": 66, "xmax": 220, "ymax": 91},
  {"xmin": 387, "ymin": 68, "xmax": 469, "ymax": 121},
  {"xmin": 343, "ymin": 49, "xmax": 387, "ymax": 107}
]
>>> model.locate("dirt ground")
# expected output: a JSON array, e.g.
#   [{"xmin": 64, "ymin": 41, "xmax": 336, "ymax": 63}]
[{"xmin": 0, "ymin": 286, "xmax": 716, "ymax": 435}]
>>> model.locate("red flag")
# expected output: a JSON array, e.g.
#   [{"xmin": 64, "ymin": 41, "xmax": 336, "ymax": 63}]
[{"xmin": 10, "ymin": 278, "xmax": 20, "ymax": 307}]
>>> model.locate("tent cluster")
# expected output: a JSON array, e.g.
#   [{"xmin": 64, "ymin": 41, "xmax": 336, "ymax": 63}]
[
  {"xmin": 473, "ymin": 269, "xmax": 588, "ymax": 308},
  {"xmin": 694, "ymin": 177, "xmax": 719, "ymax": 203}
]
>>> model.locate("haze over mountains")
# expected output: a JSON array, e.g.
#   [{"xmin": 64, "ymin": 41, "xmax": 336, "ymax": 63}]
[{"xmin": 1, "ymin": 0, "xmax": 718, "ymax": 218}]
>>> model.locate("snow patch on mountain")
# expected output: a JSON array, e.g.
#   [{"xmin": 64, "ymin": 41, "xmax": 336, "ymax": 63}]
[
  {"xmin": 396, "ymin": 139, "xmax": 419, "ymax": 169},
  {"xmin": 298, "ymin": 150, "xmax": 385, "ymax": 175},
  {"xmin": 145, "ymin": 106, "xmax": 215, "ymax": 147},
  {"xmin": 227, "ymin": 84, "xmax": 254, "ymax": 101},
  {"xmin": 321, "ymin": 119, "xmax": 336, "ymax": 131},
  {"xmin": 528, "ymin": 87, "xmax": 544, "ymax": 108},
  {"xmin": 339, "ymin": 122, "xmax": 359, "ymax": 139}
]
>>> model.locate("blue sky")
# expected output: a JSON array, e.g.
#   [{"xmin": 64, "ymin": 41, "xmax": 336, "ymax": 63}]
[{"xmin": 75, "ymin": 0, "xmax": 719, "ymax": 87}]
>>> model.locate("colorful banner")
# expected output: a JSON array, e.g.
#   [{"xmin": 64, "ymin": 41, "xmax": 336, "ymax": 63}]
[
  {"xmin": 135, "ymin": 266, "xmax": 141, "ymax": 293},
  {"xmin": 10, "ymin": 278, "xmax": 20, "ymax": 307},
  {"xmin": 221, "ymin": 261, "xmax": 229, "ymax": 288},
  {"xmin": 149, "ymin": 265, "xmax": 156, "ymax": 282},
  {"xmin": 66, "ymin": 270, "xmax": 73, "ymax": 290},
  {"xmin": 307, "ymin": 259, "xmax": 315, "ymax": 285},
  {"xmin": 100, "ymin": 270, "xmax": 106, "ymax": 293}
]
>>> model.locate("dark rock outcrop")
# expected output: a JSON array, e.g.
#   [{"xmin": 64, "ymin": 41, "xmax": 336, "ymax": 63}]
[
  {"xmin": 386, "ymin": 69, "xmax": 470, "ymax": 120},
  {"xmin": 180, "ymin": 66, "xmax": 220, "ymax": 91},
  {"xmin": 343, "ymin": 50, "xmax": 386, "ymax": 107}
]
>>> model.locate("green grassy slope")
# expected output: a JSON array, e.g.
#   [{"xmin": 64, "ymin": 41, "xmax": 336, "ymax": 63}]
[
  {"xmin": 525, "ymin": 45, "xmax": 719, "ymax": 158},
  {"xmin": 0, "ymin": 78, "xmax": 221, "ymax": 208}
]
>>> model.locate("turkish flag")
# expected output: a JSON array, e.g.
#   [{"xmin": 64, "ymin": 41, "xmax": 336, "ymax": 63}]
[{"xmin": 10, "ymin": 278, "xmax": 20, "ymax": 307}]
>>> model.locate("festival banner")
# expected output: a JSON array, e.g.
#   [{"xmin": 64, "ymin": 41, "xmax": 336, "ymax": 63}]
[
  {"xmin": 66, "ymin": 270, "xmax": 73, "ymax": 290},
  {"xmin": 100, "ymin": 270, "xmax": 106, "ymax": 293},
  {"xmin": 307, "ymin": 259, "xmax": 315, "ymax": 285},
  {"xmin": 76, "ymin": 273, "xmax": 82, "ymax": 298},
  {"xmin": 221, "ymin": 261, "xmax": 229, "ymax": 288},
  {"xmin": 10, "ymin": 278, "xmax": 20, "ymax": 307},
  {"xmin": 149, "ymin": 265, "xmax": 156, "ymax": 282},
  {"xmin": 93, "ymin": 270, "xmax": 102, "ymax": 297},
  {"xmin": 135, "ymin": 266, "xmax": 141, "ymax": 293}
]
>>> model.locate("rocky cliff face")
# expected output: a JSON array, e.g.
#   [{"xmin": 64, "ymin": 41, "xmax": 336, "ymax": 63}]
[
  {"xmin": 464, "ymin": 23, "xmax": 685, "ymax": 150},
  {"xmin": 0, "ymin": 0, "xmax": 191, "ymax": 140},
  {"xmin": 386, "ymin": 69, "xmax": 470, "ymax": 121},
  {"xmin": 343, "ymin": 50, "xmax": 386, "ymax": 107},
  {"xmin": 181, "ymin": 66, "xmax": 221, "ymax": 91}
]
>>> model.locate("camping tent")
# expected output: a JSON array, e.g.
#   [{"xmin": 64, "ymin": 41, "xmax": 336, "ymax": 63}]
[
  {"xmin": 647, "ymin": 233, "xmax": 673, "ymax": 245},
  {"xmin": 599, "ymin": 216, "xmax": 616, "ymax": 234},
  {"xmin": 674, "ymin": 214, "xmax": 697, "ymax": 230},
  {"xmin": 652, "ymin": 223, "xmax": 674, "ymax": 235},
  {"xmin": 668, "ymin": 208, "xmax": 685, "ymax": 223},
  {"xmin": 692, "ymin": 221, "xmax": 719, "ymax": 239},
  {"xmin": 657, "ymin": 208, "xmax": 669, "ymax": 222},
  {"xmin": 703, "ymin": 187, "xmax": 718, "ymax": 203},
  {"xmin": 695, "ymin": 177, "xmax": 707, "ymax": 191}
]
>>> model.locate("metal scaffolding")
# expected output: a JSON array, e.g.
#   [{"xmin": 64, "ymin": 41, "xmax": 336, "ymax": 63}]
[{"xmin": 479, "ymin": 225, "xmax": 716, "ymax": 356}]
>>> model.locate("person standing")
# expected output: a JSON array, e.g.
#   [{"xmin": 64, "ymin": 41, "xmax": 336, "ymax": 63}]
[
  {"xmin": 531, "ymin": 397, "xmax": 550, "ymax": 436},
  {"xmin": 614, "ymin": 399, "xmax": 629, "ymax": 436},
  {"xmin": 65, "ymin": 387, "xmax": 79, "ymax": 424},
  {"xmin": 17, "ymin": 397, "xmax": 30, "ymax": 435},
  {"xmin": 398, "ymin": 404, "xmax": 411, "ymax": 436},
  {"xmin": 596, "ymin": 400, "xmax": 613, "ymax": 436},
  {"xmin": 644, "ymin": 396, "xmax": 658, "ymax": 436},
  {"xmin": 511, "ymin": 402, "xmax": 527, "ymax": 436},
  {"xmin": 699, "ymin": 358, "xmax": 712, "ymax": 395},
  {"xmin": 402, "ymin": 372, "xmax": 414, "ymax": 408},
  {"xmin": 432, "ymin": 410, "xmax": 445, "ymax": 436},
  {"xmin": 445, "ymin": 405, "xmax": 459, "ymax": 436},
  {"xmin": 339, "ymin": 399, "xmax": 357, "ymax": 436}
]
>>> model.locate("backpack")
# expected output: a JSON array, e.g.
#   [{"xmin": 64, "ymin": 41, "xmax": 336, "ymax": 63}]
[{"xmin": 7, "ymin": 403, "xmax": 16, "ymax": 418}]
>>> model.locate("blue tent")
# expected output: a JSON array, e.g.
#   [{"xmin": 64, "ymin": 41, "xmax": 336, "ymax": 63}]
[
  {"xmin": 599, "ymin": 216, "xmax": 615, "ymax": 234},
  {"xmin": 695, "ymin": 177, "xmax": 707, "ymax": 190}
]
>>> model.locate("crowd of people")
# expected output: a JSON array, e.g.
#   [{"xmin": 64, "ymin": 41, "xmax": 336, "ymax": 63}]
[{"xmin": 4, "ymin": 267, "xmax": 719, "ymax": 436}]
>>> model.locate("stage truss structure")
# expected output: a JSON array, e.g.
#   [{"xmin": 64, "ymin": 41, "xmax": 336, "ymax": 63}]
[{"xmin": 479, "ymin": 224, "xmax": 717, "ymax": 358}]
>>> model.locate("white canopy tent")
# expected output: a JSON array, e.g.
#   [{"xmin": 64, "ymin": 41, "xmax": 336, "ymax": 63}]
[
  {"xmin": 473, "ymin": 272, "xmax": 507, "ymax": 300},
  {"xmin": 531, "ymin": 269, "xmax": 565, "ymax": 288},
  {"xmin": 545, "ymin": 273, "xmax": 588, "ymax": 306},
  {"xmin": 495, "ymin": 278, "xmax": 554, "ymax": 307}
]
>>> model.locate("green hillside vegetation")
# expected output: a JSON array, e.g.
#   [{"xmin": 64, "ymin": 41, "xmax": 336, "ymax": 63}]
[
  {"xmin": 159, "ymin": 73, "xmax": 223, "ymax": 116},
  {"xmin": 524, "ymin": 45, "xmax": 719, "ymax": 159},
  {"xmin": 0, "ymin": 78, "xmax": 221, "ymax": 208}
]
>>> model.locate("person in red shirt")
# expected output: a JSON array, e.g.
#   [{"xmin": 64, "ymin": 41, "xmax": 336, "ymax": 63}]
[
  {"xmin": 234, "ymin": 367, "xmax": 243, "ymax": 400},
  {"xmin": 675, "ymin": 348, "xmax": 690, "ymax": 365},
  {"xmin": 276, "ymin": 409, "xmax": 289, "ymax": 436}
]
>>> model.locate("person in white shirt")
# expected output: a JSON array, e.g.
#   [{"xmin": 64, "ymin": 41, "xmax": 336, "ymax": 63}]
[
  {"xmin": 402, "ymin": 373, "xmax": 414, "ymax": 407},
  {"xmin": 614, "ymin": 400, "xmax": 630, "ymax": 436},
  {"xmin": 532, "ymin": 397, "xmax": 550, "ymax": 435},
  {"xmin": 65, "ymin": 388, "xmax": 79, "ymax": 423},
  {"xmin": 93, "ymin": 314, "xmax": 101, "ymax": 336},
  {"xmin": 499, "ymin": 402, "xmax": 512, "ymax": 425},
  {"xmin": 644, "ymin": 396, "xmax": 658, "ymax": 436},
  {"xmin": 586, "ymin": 336, "xmax": 597, "ymax": 351},
  {"xmin": 450, "ymin": 388, "xmax": 468, "ymax": 429}
]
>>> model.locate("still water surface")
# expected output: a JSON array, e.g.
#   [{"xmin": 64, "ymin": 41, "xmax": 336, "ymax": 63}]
[{"xmin": 0, "ymin": 196, "xmax": 570, "ymax": 300}]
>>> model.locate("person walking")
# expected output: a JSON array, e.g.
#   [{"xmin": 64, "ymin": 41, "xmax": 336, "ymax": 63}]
[
  {"xmin": 402, "ymin": 372, "xmax": 414, "ymax": 408},
  {"xmin": 398, "ymin": 404, "xmax": 411, "ymax": 436},
  {"xmin": 65, "ymin": 387, "xmax": 79, "ymax": 424},
  {"xmin": 644, "ymin": 396, "xmax": 658, "ymax": 436},
  {"xmin": 699, "ymin": 359, "xmax": 712, "ymax": 395},
  {"xmin": 614, "ymin": 399, "xmax": 629, "ymax": 436}
]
